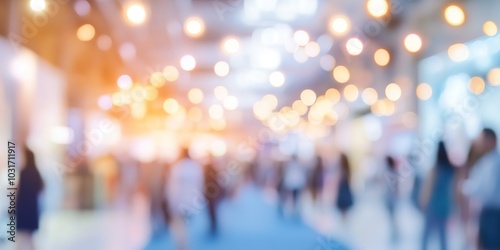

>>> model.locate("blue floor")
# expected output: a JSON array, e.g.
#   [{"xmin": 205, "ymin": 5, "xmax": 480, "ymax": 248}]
[{"xmin": 145, "ymin": 185, "xmax": 348, "ymax": 250}]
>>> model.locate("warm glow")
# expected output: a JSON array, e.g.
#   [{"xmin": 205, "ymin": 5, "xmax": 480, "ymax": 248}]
[
  {"xmin": 163, "ymin": 66, "xmax": 179, "ymax": 82},
  {"xmin": 416, "ymin": 83, "xmax": 433, "ymax": 100},
  {"xmin": 300, "ymin": 89, "xmax": 317, "ymax": 106},
  {"xmin": 367, "ymin": 0, "xmax": 389, "ymax": 18},
  {"xmin": 184, "ymin": 17, "xmax": 205, "ymax": 38},
  {"xmin": 253, "ymin": 101, "xmax": 273, "ymax": 120},
  {"xmin": 126, "ymin": 3, "xmax": 147, "ymax": 25},
  {"xmin": 469, "ymin": 77, "xmax": 485, "ymax": 94},
  {"xmin": 188, "ymin": 88, "xmax": 204, "ymax": 104},
  {"xmin": 209, "ymin": 104, "xmax": 224, "ymax": 119},
  {"xmin": 488, "ymin": 68, "xmax": 500, "ymax": 86},
  {"xmin": 372, "ymin": 99, "xmax": 395, "ymax": 116},
  {"xmin": 346, "ymin": 38, "xmax": 363, "ymax": 56},
  {"xmin": 163, "ymin": 98, "xmax": 179, "ymax": 114},
  {"xmin": 269, "ymin": 71, "xmax": 285, "ymax": 87},
  {"xmin": 448, "ymin": 43, "xmax": 469, "ymax": 62},
  {"xmin": 214, "ymin": 61, "xmax": 230, "ymax": 77},
  {"xmin": 214, "ymin": 86, "xmax": 228, "ymax": 101},
  {"xmin": 222, "ymin": 37, "xmax": 240, "ymax": 55},
  {"xmin": 180, "ymin": 55, "xmax": 196, "ymax": 71},
  {"xmin": 117, "ymin": 75, "xmax": 133, "ymax": 90},
  {"xmin": 150, "ymin": 72, "xmax": 166, "ymax": 87},
  {"xmin": 444, "ymin": 5, "xmax": 465, "ymax": 26},
  {"xmin": 210, "ymin": 119, "xmax": 227, "ymax": 131},
  {"xmin": 262, "ymin": 94, "xmax": 278, "ymax": 110},
  {"xmin": 294, "ymin": 30, "xmax": 310, "ymax": 46},
  {"xmin": 30, "ymin": 0, "xmax": 46, "ymax": 12},
  {"xmin": 223, "ymin": 96, "xmax": 239, "ymax": 110},
  {"xmin": 374, "ymin": 48, "xmax": 390, "ymax": 66},
  {"xmin": 333, "ymin": 65, "xmax": 350, "ymax": 83},
  {"xmin": 404, "ymin": 33, "xmax": 422, "ymax": 53},
  {"xmin": 362, "ymin": 88, "xmax": 378, "ymax": 105},
  {"xmin": 385, "ymin": 83, "xmax": 402, "ymax": 101},
  {"xmin": 188, "ymin": 107, "xmax": 203, "ymax": 122},
  {"xmin": 292, "ymin": 100, "xmax": 308, "ymax": 115},
  {"xmin": 343, "ymin": 84, "xmax": 359, "ymax": 102},
  {"xmin": 483, "ymin": 21, "xmax": 498, "ymax": 37},
  {"xmin": 144, "ymin": 86, "xmax": 157, "ymax": 101},
  {"xmin": 76, "ymin": 24, "xmax": 95, "ymax": 42},
  {"xmin": 325, "ymin": 88, "xmax": 341, "ymax": 103},
  {"xmin": 210, "ymin": 140, "xmax": 227, "ymax": 157},
  {"xmin": 329, "ymin": 16, "xmax": 350, "ymax": 36}
]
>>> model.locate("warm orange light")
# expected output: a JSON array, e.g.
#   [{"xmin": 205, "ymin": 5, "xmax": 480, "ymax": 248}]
[
  {"xmin": 374, "ymin": 48, "xmax": 390, "ymax": 66},
  {"xmin": 404, "ymin": 33, "xmax": 422, "ymax": 53},
  {"xmin": 126, "ymin": 3, "xmax": 147, "ymax": 25},
  {"xmin": 333, "ymin": 65, "xmax": 350, "ymax": 83},
  {"xmin": 77, "ymin": 24, "xmax": 95, "ymax": 41},
  {"xmin": 184, "ymin": 17, "xmax": 205, "ymax": 38},
  {"xmin": 444, "ymin": 5, "xmax": 465, "ymax": 26},
  {"xmin": 416, "ymin": 83, "xmax": 432, "ymax": 100}
]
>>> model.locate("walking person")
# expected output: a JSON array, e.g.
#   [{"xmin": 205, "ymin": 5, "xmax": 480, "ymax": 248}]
[
  {"xmin": 336, "ymin": 153, "xmax": 353, "ymax": 221},
  {"xmin": 309, "ymin": 155, "xmax": 325, "ymax": 203},
  {"xmin": 282, "ymin": 154, "xmax": 307, "ymax": 215},
  {"xmin": 463, "ymin": 128, "xmax": 500, "ymax": 250},
  {"xmin": 165, "ymin": 147, "xmax": 204, "ymax": 250},
  {"xmin": 420, "ymin": 142, "xmax": 456, "ymax": 250},
  {"xmin": 204, "ymin": 155, "xmax": 222, "ymax": 236},
  {"xmin": 17, "ymin": 147, "xmax": 44, "ymax": 250},
  {"xmin": 384, "ymin": 156, "xmax": 399, "ymax": 243}
]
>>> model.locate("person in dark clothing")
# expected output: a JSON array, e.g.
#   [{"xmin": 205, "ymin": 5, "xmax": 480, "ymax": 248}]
[
  {"xmin": 204, "ymin": 156, "xmax": 221, "ymax": 236},
  {"xmin": 384, "ymin": 156, "xmax": 399, "ymax": 243},
  {"xmin": 17, "ymin": 147, "xmax": 44, "ymax": 250},
  {"xmin": 336, "ymin": 153, "xmax": 353, "ymax": 220},
  {"xmin": 463, "ymin": 128, "xmax": 500, "ymax": 250},
  {"xmin": 420, "ymin": 142, "xmax": 455, "ymax": 250},
  {"xmin": 310, "ymin": 155, "xmax": 325, "ymax": 202}
]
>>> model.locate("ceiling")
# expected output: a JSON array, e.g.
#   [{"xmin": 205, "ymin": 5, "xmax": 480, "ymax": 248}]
[{"xmin": 2, "ymin": 0, "xmax": 499, "ymax": 116}]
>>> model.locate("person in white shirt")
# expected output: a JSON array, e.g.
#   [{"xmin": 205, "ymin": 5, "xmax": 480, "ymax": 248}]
[
  {"xmin": 283, "ymin": 154, "xmax": 307, "ymax": 214},
  {"xmin": 463, "ymin": 128, "xmax": 500, "ymax": 249},
  {"xmin": 165, "ymin": 148, "xmax": 204, "ymax": 250}
]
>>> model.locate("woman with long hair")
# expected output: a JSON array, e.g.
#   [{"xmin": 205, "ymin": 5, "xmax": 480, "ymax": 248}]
[
  {"xmin": 420, "ymin": 141, "xmax": 456, "ymax": 250},
  {"xmin": 336, "ymin": 153, "xmax": 353, "ymax": 221}
]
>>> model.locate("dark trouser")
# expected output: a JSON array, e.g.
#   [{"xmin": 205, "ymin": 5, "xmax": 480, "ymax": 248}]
[
  {"xmin": 208, "ymin": 200, "xmax": 217, "ymax": 234},
  {"xmin": 479, "ymin": 207, "xmax": 500, "ymax": 249}
]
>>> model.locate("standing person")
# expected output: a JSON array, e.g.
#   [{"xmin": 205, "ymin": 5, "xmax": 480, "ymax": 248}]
[
  {"xmin": 165, "ymin": 147, "xmax": 203, "ymax": 250},
  {"xmin": 463, "ymin": 128, "xmax": 500, "ymax": 250},
  {"xmin": 17, "ymin": 147, "xmax": 44, "ymax": 250},
  {"xmin": 204, "ymin": 155, "xmax": 221, "ymax": 236},
  {"xmin": 420, "ymin": 142, "xmax": 456, "ymax": 250},
  {"xmin": 309, "ymin": 155, "xmax": 325, "ymax": 203},
  {"xmin": 384, "ymin": 156, "xmax": 399, "ymax": 243},
  {"xmin": 282, "ymin": 154, "xmax": 307, "ymax": 215},
  {"xmin": 336, "ymin": 153, "xmax": 353, "ymax": 220},
  {"xmin": 456, "ymin": 141, "xmax": 483, "ymax": 248}
]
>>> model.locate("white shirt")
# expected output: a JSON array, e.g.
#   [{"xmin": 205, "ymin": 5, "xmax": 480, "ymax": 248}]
[
  {"xmin": 165, "ymin": 158, "xmax": 204, "ymax": 214},
  {"xmin": 464, "ymin": 149, "xmax": 500, "ymax": 208},
  {"xmin": 283, "ymin": 160, "xmax": 307, "ymax": 190}
]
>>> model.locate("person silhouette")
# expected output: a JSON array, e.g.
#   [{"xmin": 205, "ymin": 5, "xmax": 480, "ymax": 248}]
[
  {"xmin": 336, "ymin": 153, "xmax": 353, "ymax": 221},
  {"xmin": 420, "ymin": 142, "xmax": 455, "ymax": 250},
  {"xmin": 463, "ymin": 128, "xmax": 500, "ymax": 250},
  {"xmin": 17, "ymin": 147, "xmax": 44, "ymax": 250}
]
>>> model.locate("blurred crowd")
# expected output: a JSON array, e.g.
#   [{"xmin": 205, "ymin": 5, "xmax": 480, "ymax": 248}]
[{"xmin": 12, "ymin": 127, "xmax": 500, "ymax": 250}]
